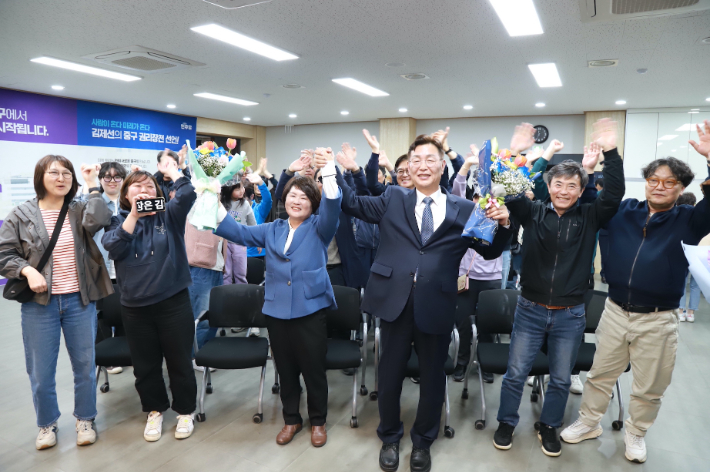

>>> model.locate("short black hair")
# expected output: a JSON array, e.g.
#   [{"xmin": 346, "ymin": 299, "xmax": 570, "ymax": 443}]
[
  {"xmin": 379, "ymin": 165, "xmax": 386, "ymax": 176},
  {"xmin": 282, "ymin": 176, "xmax": 321, "ymax": 214},
  {"xmin": 642, "ymin": 157, "xmax": 694, "ymax": 187},
  {"xmin": 595, "ymin": 177, "xmax": 604, "ymax": 188},
  {"xmin": 98, "ymin": 162, "xmax": 127, "ymax": 193},
  {"xmin": 157, "ymin": 149, "xmax": 179, "ymax": 164},
  {"xmin": 408, "ymin": 134, "xmax": 444, "ymax": 158},
  {"xmin": 546, "ymin": 160, "xmax": 589, "ymax": 188},
  {"xmin": 394, "ymin": 153, "xmax": 409, "ymax": 170},
  {"xmin": 676, "ymin": 192, "xmax": 696, "ymax": 206}
]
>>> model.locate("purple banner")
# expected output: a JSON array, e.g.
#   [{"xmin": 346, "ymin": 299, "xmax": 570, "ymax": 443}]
[{"xmin": 0, "ymin": 88, "xmax": 78, "ymax": 145}]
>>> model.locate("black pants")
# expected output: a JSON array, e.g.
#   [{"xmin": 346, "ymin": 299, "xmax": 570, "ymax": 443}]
[
  {"xmin": 455, "ymin": 279, "xmax": 501, "ymax": 366},
  {"xmin": 121, "ymin": 289, "xmax": 197, "ymax": 415},
  {"xmin": 266, "ymin": 311, "xmax": 328, "ymax": 426},
  {"xmin": 377, "ymin": 289, "xmax": 450, "ymax": 449},
  {"xmin": 327, "ymin": 264, "xmax": 346, "ymax": 287}
]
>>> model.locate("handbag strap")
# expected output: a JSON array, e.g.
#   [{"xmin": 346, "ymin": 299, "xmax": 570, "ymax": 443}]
[
  {"xmin": 35, "ymin": 202, "xmax": 69, "ymax": 273},
  {"xmin": 464, "ymin": 252, "xmax": 476, "ymax": 277}
]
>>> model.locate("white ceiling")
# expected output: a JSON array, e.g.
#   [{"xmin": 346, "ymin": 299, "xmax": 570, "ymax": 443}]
[{"xmin": 1, "ymin": 0, "xmax": 709, "ymax": 127}]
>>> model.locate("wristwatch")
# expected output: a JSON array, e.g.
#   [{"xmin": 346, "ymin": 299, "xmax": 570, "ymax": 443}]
[
  {"xmin": 444, "ymin": 148, "xmax": 453, "ymax": 155},
  {"xmin": 88, "ymin": 187, "xmax": 101, "ymax": 193}
]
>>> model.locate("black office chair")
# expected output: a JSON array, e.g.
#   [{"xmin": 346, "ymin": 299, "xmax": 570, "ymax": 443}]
[
  {"xmin": 95, "ymin": 285, "xmax": 131, "ymax": 393},
  {"xmin": 471, "ymin": 289, "xmax": 550, "ymax": 430},
  {"xmin": 246, "ymin": 257, "xmax": 266, "ymax": 285},
  {"xmin": 576, "ymin": 289, "xmax": 627, "ymax": 431},
  {"xmin": 193, "ymin": 284, "xmax": 270, "ymax": 424}
]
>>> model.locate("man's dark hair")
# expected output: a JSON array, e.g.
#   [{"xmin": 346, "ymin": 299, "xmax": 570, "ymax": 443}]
[
  {"xmin": 676, "ymin": 192, "xmax": 696, "ymax": 206},
  {"xmin": 545, "ymin": 160, "xmax": 589, "ymax": 188},
  {"xmin": 408, "ymin": 135, "xmax": 444, "ymax": 158},
  {"xmin": 642, "ymin": 157, "xmax": 694, "ymax": 187},
  {"xmin": 595, "ymin": 177, "xmax": 604, "ymax": 189},
  {"xmin": 34, "ymin": 155, "xmax": 79, "ymax": 202},
  {"xmin": 394, "ymin": 153, "xmax": 409, "ymax": 171},
  {"xmin": 157, "ymin": 149, "xmax": 179, "ymax": 164},
  {"xmin": 379, "ymin": 166, "xmax": 387, "ymax": 176},
  {"xmin": 282, "ymin": 176, "xmax": 322, "ymax": 214}
]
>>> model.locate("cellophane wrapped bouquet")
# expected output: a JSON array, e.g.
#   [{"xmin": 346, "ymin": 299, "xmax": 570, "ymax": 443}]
[
  {"xmin": 187, "ymin": 138, "xmax": 251, "ymax": 231},
  {"xmin": 462, "ymin": 138, "xmax": 540, "ymax": 245}
]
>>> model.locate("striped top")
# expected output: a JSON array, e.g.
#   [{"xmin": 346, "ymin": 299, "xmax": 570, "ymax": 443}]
[{"xmin": 40, "ymin": 209, "xmax": 80, "ymax": 294}]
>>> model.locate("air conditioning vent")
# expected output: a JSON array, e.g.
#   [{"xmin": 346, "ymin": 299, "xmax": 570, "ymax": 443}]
[
  {"xmin": 83, "ymin": 46, "xmax": 205, "ymax": 74},
  {"xmin": 612, "ymin": 0, "xmax": 698, "ymax": 14},
  {"xmin": 579, "ymin": 0, "xmax": 710, "ymax": 21},
  {"xmin": 401, "ymin": 73, "xmax": 429, "ymax": 81},
  {"xmin": 203, "ymin": 0, "xmax": 273, "ymax": 8},
  {"xmin": 588, "ymin": 59, "xmax": 619, "ymax": 67}
]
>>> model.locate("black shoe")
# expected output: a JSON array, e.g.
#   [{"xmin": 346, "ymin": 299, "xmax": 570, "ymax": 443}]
[
  {"xmin": 379, "ymin": 442, "xmax": 399, "ymax": 471},
  {"xmin": 342, "ymin": 368, "xmax": 357, "ymax": 376},
  {"xmin": 493, "ymin": 422, "xmax": 515, "ymax": 450},
  {"xmin": 410, "ymin": 447, "xmax": 431, "ymax": 472},
  {"xmin": 410, "ymin": 377, "xmax": 420, "ymax": 384},
  {"xmin": 538, "ymin": 423, "xmax": 562, "ymax": 457},
  {"xmin": 601, "ymin": 277, "xmax": 607, "ymax": 285},
  {"xmin": 453, "ymin": 364, "xmax": 466, "ymax": 382},
  {"xmin": 482, "ymin": 371, "xmax": 494, "ymax": 383}
]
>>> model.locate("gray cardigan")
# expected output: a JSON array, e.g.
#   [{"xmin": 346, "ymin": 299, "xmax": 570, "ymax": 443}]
[{"xmin": 0, "ymin": 193, "xmax": 114, "ymax": 306}]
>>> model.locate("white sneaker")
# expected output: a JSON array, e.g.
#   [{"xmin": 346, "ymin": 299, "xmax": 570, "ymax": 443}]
[
  {"xmin": 249, "ymin": 327, "xmax": 261, "ymax": 337},
  {"xmin": 192, "ymin": 359, "xmax": 215, "ymax": 373},
  {"xmin": 686, "ymin": 312, "xmax": 695, "ymax": 323},
  {"xmin": 560, "ymin": 419, "xmax": 602, "ymax": 444},
  {"xmin": 527, "ymin": 375, "xmax": 550, "ymax": 387},
  {"xmin": 76, "ymin": 419, "xmax": 97, "ymax": 446},
  {"xmin": 569, "ymin": 375, "xmax": 584, "ymax": 394},
  {"xmin": 624, "ymin": 429, "xmax": 647, "ymax": 463},
  {"xmin": 679, "ymin": 311, "xmax": 687, "ymax": 322},
  {"xmin": 175, "ymin": 414, "xmax": 195, "ymax": 439},
  {"xmin": 144, "ymin": 411, "xmax": 163, "ymax": 442},
  {"xmin": 36, "ymin": 423, "xmax": 58, "ymax": 450},
  {"xmin": 107, "ymin": 366, "xmax": 123, "ymax": 374}
]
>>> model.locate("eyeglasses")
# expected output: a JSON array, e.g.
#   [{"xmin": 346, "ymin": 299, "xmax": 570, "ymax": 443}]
[
  {"xmin": 45, "ymin": 170, "xmax": 73, "ymax": 180},
  {"xmin": 317, "ymin": 176, "xmax": 323, "ymax": 183},
  {"xmin": 102, "ymin": 175, "xmax": 123, "ymax": 183},
  {"xmin": 396, "ymin": 168, "xmax": 410, "ymax": 176},
  {"xmin": 646, "ymin": 178, "xmax": 679, "ymax": 189},
  {"xmin": 409, "ymin": 157, "xmax": 440, "ymax": 169}
]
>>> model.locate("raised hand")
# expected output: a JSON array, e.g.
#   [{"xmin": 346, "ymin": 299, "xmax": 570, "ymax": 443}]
[
  {"xmin": 549, "ymin": 139, "xmax": 564, "ymax": 154},
  {"xmin": 378, "ymin": 150, "xmax": 394, "ymax": 171},
  {"xmin": 582, "ymin": 142, "xmax": 602, "ymax": 172},
  {"xmin": 131, "ymin": 164, "xmax": 142, "ymax": 173},
  {"xmin": 246, "ymin": 172, "xmax": 264, "ymax": 185},
  {"xmin": 510, "ymin": 123, "xmax": 535, "ymax": 155},
  {"xmin": 363, "ymin": 129, "xmax": 380, "ymax": 154},
  {"xmin": 314, "ymin": 147, "xmax": 334, "ymax": 169},
  {"xmin": 342, "ymin": 142, "xmax": 357, "ymax": 161},
  {"xmin": 432, "ymin": 127, "xmax": 450, "ymax": 151},
  {"xmin": 689, "ymin": 120, "xmax": 710, "ymax": 161},
  {"xmin": 591, "ymin": 118, "xmax": 618, "ymax": 152},
  {"xmin": 162, "ymin": 157, "xmax": 182, "ymax": 182},
  {"xmin": 527, "ymin": 146, "xmax": 544, "ymax": 162},
  {"xmin": 178, "ymin": 144, "xmax": 188, "ymax": 168},
  {"xmin": 336, "ymin": 151, "xmax": 358, "ymax": 172},
  {"xmin": 80, "ymin": 163, "xmax": 100, "ymax": 187},
  {"xmin": 288, "ymin": 151, "xmax": 312, "ymax": 173}
]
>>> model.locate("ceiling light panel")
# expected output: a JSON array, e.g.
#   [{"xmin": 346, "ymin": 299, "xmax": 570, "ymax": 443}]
[
  {"xmin": 31, "ymin": 57, "xmax": 141, "ymax": 81},
  {"xmin": 489, "ymin": 0, "xmax": 543, "ymax": 37},
  {"xmin": 194, "ymin": 92, "xmax": 258, "ymax": 106},
  {"xmin": 658, "ymin": 135, "xmax": 678, "ymax": 140},
  {"xmin": 332, "ymin": 78, "xmax": 389, "ymax": 97},
  {"xmin": 528, "ymin": 63, "xmax": 562, "ymax": 87},
  {"xmin": 191, "ymin": 24, "xmax": 298, "ymax": 61}
]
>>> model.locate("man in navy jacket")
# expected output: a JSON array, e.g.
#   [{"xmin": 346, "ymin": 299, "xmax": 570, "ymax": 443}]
[
  {"xmin": 561, "ymin": 120, "xmax": 710, "ymax": 464},
  {"xmin": 336, "ymin": 134, "xmax": 512, "ymax": 472}
]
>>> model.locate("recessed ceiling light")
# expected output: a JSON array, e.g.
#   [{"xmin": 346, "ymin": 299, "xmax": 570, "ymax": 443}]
[
  {"xmin": 243, "ymin": 117, "xmax": 251, "ymax": 121},
  {"xmin": 706, "ymin": 97, "xmax": 710, "ymax": 102},
  {"xmin": 167, "ymin": 104, "xmax": 176, "ymax": 109},
  {"xmin": 194, "ymin": 92, "xmax": 258, "ymax": 106},
  {"xmin": 191, "ymin": 24, "xmax": 298, "ymax": 61},
  {"xmin": 332, "ymin": 78, "xmax": 389, "ymax": 97},
  {"xmin": 463, "ymin": 105, "xmax": 473, "ymax": 110},
  {"xmin": 689, "ymin": 111, "xmax": 700, "ymax": 114},
  {"xmin": 588, "ymin": 59, "xmax": 618, "ymax": 68},
  {"xmin": 282, "ymin": 84, "xmax": 304, "ymax": 89},
  {"xmin": 528, "ymin": 63, "xmax": 562, "ymax": 87},
  {"xmin": 615, "ymin": 100, "xmax": 626, "ymax": 105},
  {"xmin": 340, "ymin": 111, "xmax": 349, "ymax": 115},
  {"xmin": 399, "ymin": 108, "xmax": 408, "ymax": 113},
  {"xmin": 637, "ymin": 68, "xmax": 648, "ymax": 74},
  {"xmin": 31, "ymin": 57, "xmax": 141, "ymax": 82},
  {"xmin": 51, "ymin": 85, "xmax": 65, "ymax": 90},
  {"xmin": 400, "ymin": 73, "xmax": 429, "ymax": 81},
  {"xmin": 676, "ymin": 124, "xmax": 696, "ymax": 131},
  {"xmin": 489, "ymin": 0, "xmax": 543, "ymax": 36},
  {"xmin": 289, "ymin": 114, "xmax": 297, "ymax": 118},
  {"xmin": 681, "ymin": 145, "xmax": 687, "ymax": 148},
  {"xmin": 535, "ymin": 102, "xmax": 545, "ymax": 107},
  {"xmin": 658, "ymin": 135, "xmax": 678, "ymax": 141}
]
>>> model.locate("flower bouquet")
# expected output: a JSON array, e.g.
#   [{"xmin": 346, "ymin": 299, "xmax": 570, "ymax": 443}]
[
  {"xmin": 186, "ymin": 138, "xmax": 252, "ymax": 231},
  {"xmin": 462, "ymin": 138, "xmax": 540, "ymax": 245}
]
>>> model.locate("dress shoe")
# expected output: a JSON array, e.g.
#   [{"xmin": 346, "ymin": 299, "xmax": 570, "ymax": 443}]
[
  {"xmin": 276, "ymin": 424, "xmax": 302, "ymax": 445},
  {"xmin": 410, "ymin": 447, "xmax": 431, "ymax": 472},
  {"xmin": 311, "ymin": 425, "xmax": 327, "ymax": 447},
  {"xmin": 482, "ymin": 371, "xmax": 494, "ymax": 383},
  {"xmin": 379, "ymin": 442, "xmax": 399, "ymax": 471}
]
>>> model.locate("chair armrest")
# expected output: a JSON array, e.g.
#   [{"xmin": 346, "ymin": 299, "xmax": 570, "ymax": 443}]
[{"xmin": 452, "ymin": 326, "xmax": 460, "ymax": 370}]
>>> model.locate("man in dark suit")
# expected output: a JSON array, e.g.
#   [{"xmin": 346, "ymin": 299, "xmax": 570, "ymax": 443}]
[{"xmin": 334, "ymin": 135, "xmax": 513, "ymax": 472}]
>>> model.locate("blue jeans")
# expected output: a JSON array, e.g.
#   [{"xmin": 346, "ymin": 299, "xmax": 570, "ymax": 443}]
[
  {"xmin": 679, "ymin": 274, "xmax": 700, "ymax": 311},
  {"xmin": 497, "ymin": 296, "xmax": 585, "ymax": 428},
  {"xmin": 21, "ymin": 292, "xmax": 97, "ymax": 427},
  {"xmin": 500, "ymin": 250, "xmax": 511, "ymax": 290},
  {"xmin": 189, "ymin": 266, "xmax": 223, "ymax": 351}
]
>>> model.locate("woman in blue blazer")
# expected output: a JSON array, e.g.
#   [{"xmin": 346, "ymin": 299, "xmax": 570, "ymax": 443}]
[{"xmin": 215, "ymin": 153, "xmax": 341, "ymax": 448}]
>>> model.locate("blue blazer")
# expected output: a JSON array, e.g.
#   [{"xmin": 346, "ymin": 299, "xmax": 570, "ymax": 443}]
[
  {"xmin": 337, "ymin": 170, "xmax": 512, "ymax": 335},
  {"xmin": 215, "ymin": 190, "xmax": 342, "ymax": 320}
]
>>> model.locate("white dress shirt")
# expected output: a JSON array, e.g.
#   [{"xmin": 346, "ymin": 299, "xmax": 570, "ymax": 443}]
[{"xmin": 414, "ymin": 188, "xmax": 447, "ymax": 234}]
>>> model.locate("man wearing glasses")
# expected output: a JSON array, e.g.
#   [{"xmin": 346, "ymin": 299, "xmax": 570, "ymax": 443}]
[{"xmin": 561, "ymin": 120, "xmax": 710, "ymax": 464}]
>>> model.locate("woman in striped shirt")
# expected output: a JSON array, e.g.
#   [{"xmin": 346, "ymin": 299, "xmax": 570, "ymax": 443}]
[{"xmin": 0, "ymin": 155, "xmax": 113, "ymax": 451}]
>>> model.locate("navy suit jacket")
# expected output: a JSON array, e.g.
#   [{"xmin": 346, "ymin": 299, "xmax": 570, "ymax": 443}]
[{"xmin": 336, "ymin": 171, "xmax": 512, "ymax": 335}]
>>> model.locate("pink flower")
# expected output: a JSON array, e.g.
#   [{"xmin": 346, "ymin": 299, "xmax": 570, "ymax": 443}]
[
  {"xmin": 514, "ymin": 155, "xmax": 527, "ymax": 167},
  {"xmin": 226, "ymin": 138, "xmax": 237, "ymax": 150},
  {"xmin": 205, "ymin": 141, "xmax": 215, "ymax": 151}
]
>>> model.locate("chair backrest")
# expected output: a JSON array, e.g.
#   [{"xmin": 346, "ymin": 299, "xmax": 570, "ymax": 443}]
[
  {"xmin": 246, "ymin": 257, "xmax": 266, "ymax": 285},
  {"xmin": 208, "ymin": 284, "xmax": 267, "ymax": 328},
  {"xmin": 326, "ymin": 285, "xmax": 362, "ymax": 333},
  {"xmin": 97, "ymin": 284, "xmax": 123, "ymax": 328},
  {"xmin": 584, "ymin": 290, "xmax": 607, "ymax": 333},
  {"xmin": 475, "ymin": 289, "xmax": 520, "ymax": 336}
]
